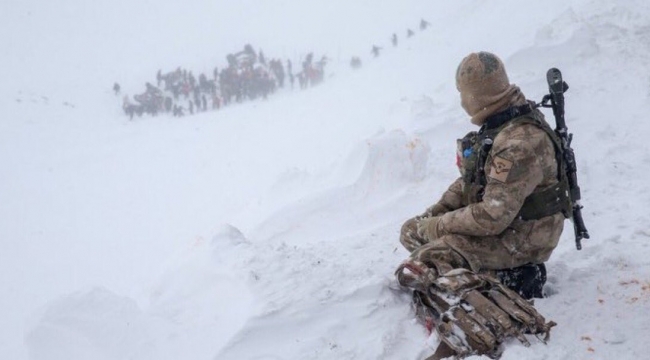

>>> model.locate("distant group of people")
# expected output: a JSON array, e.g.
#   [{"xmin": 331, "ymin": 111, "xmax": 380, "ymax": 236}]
[
  {"xmin": 351, "ymin": 18, "xmax": 431, "ymax": 68},
  {"xmin": 115, "ymin": 44, "xmax": 327, "ymax": 120},
  {"xmin": 115, "ymin": 18, "xmax": 432, "ymax": 120}
]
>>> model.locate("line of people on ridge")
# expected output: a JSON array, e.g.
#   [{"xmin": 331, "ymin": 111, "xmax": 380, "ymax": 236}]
[
  {"xmin": 351, "ymin": 18, "xmax": 430, "ymax": 69},
  {"xmin": 115, "ymin": 44, "xmax": 327, "ymax": 120},
  {"xmin": 114, "ymin": 17, "xmax": 431, "ymax": 120}
]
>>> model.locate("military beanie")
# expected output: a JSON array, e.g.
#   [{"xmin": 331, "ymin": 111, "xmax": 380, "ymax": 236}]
[{"xmin": 456, "ymin": 52, "xmax": 526, "ymax": 125}]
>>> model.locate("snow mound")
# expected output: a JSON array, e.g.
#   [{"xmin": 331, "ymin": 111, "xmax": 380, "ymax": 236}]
[
  {"xmin": 353, "ymin": 129, "xmax": 429, "ymax": 196},
  {"xmin": 7, "ymin": 1, "xmax": 650, "ymax": 360},
  {"xmin": 26, "ymin": 225, "xmax": 258, "ymax": 360},
  {"xmin": 25, "ymin": 288, "xmax": 152, "ymax": 360}
]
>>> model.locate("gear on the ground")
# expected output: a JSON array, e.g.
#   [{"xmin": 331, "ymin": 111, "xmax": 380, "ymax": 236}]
[{"xmin": 397, "ymin": 263, "xmax": 556, "ymax": 358}]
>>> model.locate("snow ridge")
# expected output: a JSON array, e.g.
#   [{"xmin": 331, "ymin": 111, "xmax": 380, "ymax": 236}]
[{"xmin": 2, "ymin": 1, "xmax": 650, "ymax": 360}]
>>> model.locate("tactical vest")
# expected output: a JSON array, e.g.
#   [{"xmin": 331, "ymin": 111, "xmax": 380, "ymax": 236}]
[{"xmin": 457, "ymin": 103, "xmax": 571, "ymax": 221}]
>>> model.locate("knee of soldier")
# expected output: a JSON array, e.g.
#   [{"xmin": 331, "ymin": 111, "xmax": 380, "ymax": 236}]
[
  {"xmin": 422, "ymin": 235, "xmax": 474, "ymax": 271},
  {"xmin": 410, "ymin": 239, "xmax": 453, "ymax": 262},
  {"xmin": 400, "ymin": 217, "xmax": 418, "ymax": 235},
  {"xmin": 406, "ymin": 239, "xmax": 463, "ymax": 274},
  {"xmin": 400, "ymin": 217, "xmax": 421, "ymax": 251}
]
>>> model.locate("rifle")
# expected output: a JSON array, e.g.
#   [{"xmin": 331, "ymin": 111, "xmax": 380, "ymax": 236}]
[{"xmin": 539, "ymin": 68, "xmax": 589, "ymax": 250}]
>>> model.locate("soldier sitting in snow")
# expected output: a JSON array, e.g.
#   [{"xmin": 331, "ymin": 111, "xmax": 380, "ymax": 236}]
[{"xmin": 396, "ymin": 52, "xmax": 568, "ymax": 359}]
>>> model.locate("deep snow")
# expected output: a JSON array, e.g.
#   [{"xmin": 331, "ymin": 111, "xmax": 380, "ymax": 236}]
[{"xmin": 2, "ymin": 0, "xmax": 650, "ymax": 359}]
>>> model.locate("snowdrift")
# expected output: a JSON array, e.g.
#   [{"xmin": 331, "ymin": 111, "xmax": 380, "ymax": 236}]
[{"xmin": 2, "ymin": 0, "xmax": 650, "ymax": 359}]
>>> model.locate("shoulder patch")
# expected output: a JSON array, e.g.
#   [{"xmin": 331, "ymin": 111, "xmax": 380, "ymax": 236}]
[{"xmin": 488, "ymin": 156, "xmax": 513, "ymax": 183}]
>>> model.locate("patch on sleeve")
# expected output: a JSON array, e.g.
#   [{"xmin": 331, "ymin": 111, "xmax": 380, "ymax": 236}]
[{"xmin": 488, "ymin": 156, "xmax": 514, "ymax": 183}]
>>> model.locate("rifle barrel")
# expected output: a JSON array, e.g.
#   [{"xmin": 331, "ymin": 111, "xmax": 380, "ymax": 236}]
[{"xmin": 546, "ymin": 68, "xmax": 589, "ymax": 250}]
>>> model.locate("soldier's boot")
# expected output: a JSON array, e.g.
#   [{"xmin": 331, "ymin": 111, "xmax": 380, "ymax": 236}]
[
  {"xmin": 396, "ymin": 261, "xmax": 556, "ymax": 359},
  {"xmin": 496, "ymin": 263, "xmax": 547, "ymax": 300}
]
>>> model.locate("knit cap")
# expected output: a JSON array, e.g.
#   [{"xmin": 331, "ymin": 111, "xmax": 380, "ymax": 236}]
[{"xmin": 456, "ymin": 52, "xmax": 525, "ymax": 125}]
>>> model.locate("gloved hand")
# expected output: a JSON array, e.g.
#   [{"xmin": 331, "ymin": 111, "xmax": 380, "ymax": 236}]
[
  {"xmin": 417, "ymin": 216, "xmax": 443, "ymax": 241},
  {"xmin": 422, "ymin": 203, "xmax": 450, "ymax": 218}
]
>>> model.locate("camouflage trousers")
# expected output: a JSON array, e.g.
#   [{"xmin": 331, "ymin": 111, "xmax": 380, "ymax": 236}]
[
  {"xmin": 396, "ymin": 218, "xmax": 556, "ymax": 358},
  {"xmin": 399, "ymin": 216, "xmax": 545, "ymax": 271}
]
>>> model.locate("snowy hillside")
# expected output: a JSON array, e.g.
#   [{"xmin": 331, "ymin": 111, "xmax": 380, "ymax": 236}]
[{"xmin": 2, "ymin": 0, "xmax": 650, "ymax": 359}]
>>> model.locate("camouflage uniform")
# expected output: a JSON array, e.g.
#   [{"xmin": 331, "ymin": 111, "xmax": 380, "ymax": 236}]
[
  {"xmin": 400, "ymin": 49, "xmax": 566, "ymax": 271},
  {"xmin": 401, "ymin": 115, "xmax": 565, "ymax": 271},
  {"xmin": 396, "ymin": 52, "xmax": 563, "ymax": 359}
]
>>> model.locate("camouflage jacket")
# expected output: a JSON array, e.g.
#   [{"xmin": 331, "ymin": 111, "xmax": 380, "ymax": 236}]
[{"xmin": 429, "ymin": 110, "xmax": 565, "ymax": 268}]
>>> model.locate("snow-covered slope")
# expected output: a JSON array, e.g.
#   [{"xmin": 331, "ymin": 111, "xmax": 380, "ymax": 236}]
[{"xmin": 2, "ymin": 0, "xmax": 650, "ymax": 359}]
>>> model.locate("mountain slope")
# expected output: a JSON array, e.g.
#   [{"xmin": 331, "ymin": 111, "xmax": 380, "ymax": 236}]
[{"xmin": 1, "ymin": 0, "xmax": 650, "ymax": 359}]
